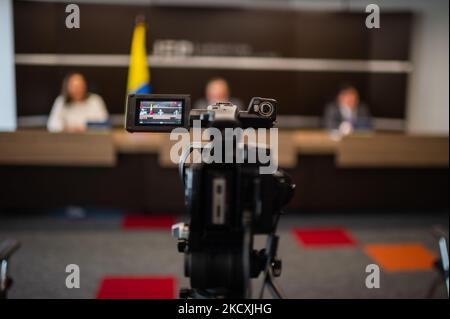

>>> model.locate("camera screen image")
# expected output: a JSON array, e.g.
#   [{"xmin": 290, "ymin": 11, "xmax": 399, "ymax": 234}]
[{"xmin": 137, "ymin": 100, "xmax": 183, "ymax": 126}]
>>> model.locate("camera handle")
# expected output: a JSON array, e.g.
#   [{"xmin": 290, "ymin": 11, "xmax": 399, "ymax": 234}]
[{"xmin": 178, "ymin": 142, "xmax": 206, "ymax": 183}]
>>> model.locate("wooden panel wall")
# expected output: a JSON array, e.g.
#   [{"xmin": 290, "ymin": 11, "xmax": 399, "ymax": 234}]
[{"xmin": 14, "ymin": 1, "xmax": 412, "ymax": 118}]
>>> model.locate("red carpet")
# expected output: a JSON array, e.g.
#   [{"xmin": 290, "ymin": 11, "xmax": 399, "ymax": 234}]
[
  {"xmin": 96, "ymin": 276, "xmax": 176, "ymax": 299},
  {"xmin": 122, "ymin": 214, "xmax": 177, "ymax": 230},
  {"xmin": 293, "ymin": 227, "xmax": 357, "ymax": 247}
]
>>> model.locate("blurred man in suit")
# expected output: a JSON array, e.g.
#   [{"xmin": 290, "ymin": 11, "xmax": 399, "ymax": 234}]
[
  {"xmin": 194, "ymin": 77, "xmax": 243, "ymax": 110},
  {"xmin": 323, "ymin": 84, "xmax": 373, "ymax": 135}
]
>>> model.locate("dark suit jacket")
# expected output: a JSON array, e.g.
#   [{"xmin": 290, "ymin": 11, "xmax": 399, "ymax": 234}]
[{"xmin": 323, "ymin": 102, "xmax": 373, "ymax": 131}]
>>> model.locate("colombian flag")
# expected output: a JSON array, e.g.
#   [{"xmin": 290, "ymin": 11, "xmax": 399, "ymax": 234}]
[{"xmin": 127, "ymin": 22, "xmax": 151, "ymax": 94}]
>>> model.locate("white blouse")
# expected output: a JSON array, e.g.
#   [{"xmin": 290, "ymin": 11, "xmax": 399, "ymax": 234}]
[{"xmin": 47, "ymin": 94, "xmax": 109, "ymax": 132}]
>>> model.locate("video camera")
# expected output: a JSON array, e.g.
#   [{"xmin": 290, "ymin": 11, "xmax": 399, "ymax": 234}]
[
  {"xmin": 125, "ymin": 94, "xmax": 276, "ymax": 132},
  {"xmin": 125, "ymin": 94, "xmax": 295, "ymax": 298}
]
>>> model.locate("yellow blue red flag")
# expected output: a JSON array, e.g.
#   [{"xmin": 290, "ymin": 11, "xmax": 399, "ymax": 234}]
[{"xmin": 127, "ymin": 22, "xmax": 151, "ymax": 94}]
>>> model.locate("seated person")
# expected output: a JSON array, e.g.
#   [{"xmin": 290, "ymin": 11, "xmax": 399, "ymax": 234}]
[
  {"xmin": 47, "ymin": 72, "xmax": 109, "ymax": 132},
  {"xmin": 323, "ymin": 84, "xmax": 373, "ymax": 135},
  {"xmin": 194, "ymin": 77, "xmax": 243, "ymax": 110}
]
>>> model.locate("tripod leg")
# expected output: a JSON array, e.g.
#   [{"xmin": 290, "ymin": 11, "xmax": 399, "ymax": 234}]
[
  {"xmin": 258, "ymin": 233, "xmax": 286, "ymax": 299},
  {"xmin": 265, "ymin": 267, "xmax": 285, "ymax": 299},
  {"xmin": 438, "ymin": 237, "xmax": 449, "ymax": 297},
  {"xmin": 243, "ymin": 210, "xmax": 252, "ymax": 299}
]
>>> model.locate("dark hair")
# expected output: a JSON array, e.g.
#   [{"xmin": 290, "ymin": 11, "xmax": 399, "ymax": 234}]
[
  {"xmin": 337, "ymin": 83, "xmax": 358, "ymax": 96},
  {"xmin": 61, "ymin": 72, "xmax": 89, "ymax": 105}
]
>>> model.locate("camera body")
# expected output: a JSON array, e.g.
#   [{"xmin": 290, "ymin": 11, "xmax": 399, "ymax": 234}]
[
  {"xmin": 125, "ymin": 94, "xmax": 277, "ymax": 132},
  {"xmin": 125, "ymin": 94, "xmax": 294, "ymax": 298}
]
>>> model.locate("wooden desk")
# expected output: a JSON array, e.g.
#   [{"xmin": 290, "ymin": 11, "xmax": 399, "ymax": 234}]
[
  {"xmin": 113, "ymin": 129, "xmax": 301, "ymax": 168},
  {"xmin": 0, "ymin": 129, "xmax": 447, "ymax": 210},
  {"xmin": 292, "ymin": 130, "xmax": 339, "ymax": 155},
  {"xmin": 112, "ymin": 129, "xmax": 449, "ymax": 168},
  {"xmin": 337, "ymin": 134, "xmax": 449, "ymax": 167},
  {"xmin": 0, "ymin": 130, "xmax": 115, "ymax": 167},
  {"xmin": 1, "ymin": 129, "xmax": 448, "ymax": 169},
  {"xmin": 112, "ymin": 130, "xmax": 165, "ymax": 153}
]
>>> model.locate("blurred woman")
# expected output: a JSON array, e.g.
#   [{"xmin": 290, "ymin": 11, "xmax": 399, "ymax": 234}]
[{"xmin": 47, "ymin": 72, "xmax": 109, "ymax": 132}]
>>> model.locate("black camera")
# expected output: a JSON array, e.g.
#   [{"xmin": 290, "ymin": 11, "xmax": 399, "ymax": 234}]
[
  {"xmin": 125, "ymin": 94, "xmax": 276, "ymax": 132},
  {"xmin": 125, "ymin": 94, "xmax": 295, "ymax": 298}
]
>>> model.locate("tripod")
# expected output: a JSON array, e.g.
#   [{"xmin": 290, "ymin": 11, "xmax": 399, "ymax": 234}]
[
  {"xmin": 174, "ymin": 117, "xmax": 293, "ymax": 299},
  {"xmin": 174, "ymin": 209, "xmax": 286, "ymax": 299},
  {"xmin": 0, "ymin": 239, "xmax": 21, "ymax": 299},
  {"xmin": 258, "ymin": 232, "xmax": 285, "ymax": 299}
]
